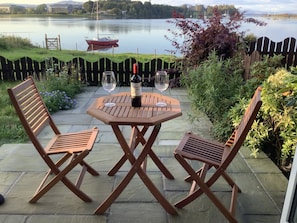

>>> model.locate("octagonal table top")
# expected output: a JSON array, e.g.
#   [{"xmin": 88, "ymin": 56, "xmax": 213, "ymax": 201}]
[{"xmin": 87, "ymin": 92, "xmax": 182, "ymax": 126}]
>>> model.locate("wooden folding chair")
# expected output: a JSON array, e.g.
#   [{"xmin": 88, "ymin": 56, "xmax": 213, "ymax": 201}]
[
  {"xmin": 174, "ymin": 87, "xmax": 262, "ymax": 223},
  {"xmin": 7, "ymin": 77, "xmax": 100, "ymax": 203}
]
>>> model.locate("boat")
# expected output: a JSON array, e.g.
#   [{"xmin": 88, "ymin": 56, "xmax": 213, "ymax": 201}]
[
  {"xmin": 87, "ymin": 43, "xmax": 118, "ymax": 51},
  {"xmin": 86, "ymin": 1, "xmax": 119, "ymax": 46},
  {"xmin": 86, "ymin": 37, "xmax": 119, "ymax": 46}
]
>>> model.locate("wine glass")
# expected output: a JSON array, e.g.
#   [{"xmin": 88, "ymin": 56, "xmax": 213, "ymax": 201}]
[
  {"xmin": 101, "ymin": 71, "xmax": 117, "ymax": 107},
  {"xmin": 154, "ymin": 70, "xmax": 169, "ymax": 107}
]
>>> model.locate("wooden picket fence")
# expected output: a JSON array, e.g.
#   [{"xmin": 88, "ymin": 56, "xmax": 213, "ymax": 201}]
[
  {"xmin": 0, "ymin": 56, "xmax": 182, "ymax": 87},
  {"xmin": 1, "ymin": 37, "xmax": 297, "ymax": 85},
  {"xmin": 244, "ymin": 36, "xmax": 297, "ymax": 79}
]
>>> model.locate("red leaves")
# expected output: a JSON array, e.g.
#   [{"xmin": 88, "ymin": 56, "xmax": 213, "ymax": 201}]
[{"xmin": 166, "ymin": 7, "xmax": 266, "ymax": 67}]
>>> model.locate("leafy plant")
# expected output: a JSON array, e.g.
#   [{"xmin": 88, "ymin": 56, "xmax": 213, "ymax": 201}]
[
  {"xmin": 228, "ymin": 96, "xmax": 270, "ymax": 158},
  {"xmin": 40, "ymin": 90, "xmax": 78, "ymax": 114},
  {"xmin": 0, "ymin": 35, "xmax": 35, "ymax": 50},
  {"xmin": 166, "ymin": 7, "xmax": 266, "ymax": 67},
  {"xmin": 249, "ymin": 54, "xmax": 284, "ymax": 82},
  {"xmin": 182, "ymin": 52, "xmax": 244, "ymax": 140},
  {"xmin": 261, "ymin": 69, "xmax": 297, "ymax": 170},
  {"xmin": 228, "ymin": 68, "xmax": 297, "ymax": 176},
  {"xmin": 41, "ymin": 59, "xmax": 82, "ymax": 97},
  {"xmin": 36, "ymin": 60, "xmax": 82, "ymax": 113}
]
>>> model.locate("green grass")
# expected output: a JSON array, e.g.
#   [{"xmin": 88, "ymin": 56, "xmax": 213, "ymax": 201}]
[
  {"xmin": 0, "ymin": 81, "xmax": 28, "ymax": 145},
  {"xmin": 0, "ymin": 36, "xmax": 179, "ymax": 62},
  {"xmin": 1, "ymin": 47, "xmax": 178, "ymax": 62}
]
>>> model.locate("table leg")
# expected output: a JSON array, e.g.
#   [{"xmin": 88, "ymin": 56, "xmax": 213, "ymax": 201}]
[
  {"xmin": 148, "ymin": 150, "xmax": 174, "ymax": 179},
  {"xmin": 108, "ymin": 125, "xmax": 174, "ymax": 178},
  {"xmin": 107, "ymin": 126, "xmax": 148, "ymax": 176},
  {"xmin": 94, "ymin": 124, "xmax": 177, "ymax": 215}
]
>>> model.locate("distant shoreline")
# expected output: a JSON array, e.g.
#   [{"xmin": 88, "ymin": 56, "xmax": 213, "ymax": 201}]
[
  {"xmin": 261, "ymin": 13, "xmax": 297, "ymax": 19},
  {"xmin": 0, "ymin": 12, "xmax": 297, "ymax": 20}
]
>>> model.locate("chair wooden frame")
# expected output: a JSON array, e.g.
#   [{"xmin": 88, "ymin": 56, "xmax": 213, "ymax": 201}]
[
  {"xmin": 174, "ymin": 87, "xmax": 262, "ymax": 223},
  {"xmin": 7, "ymin": 77, "xmax": 100, "ymax": 203}
]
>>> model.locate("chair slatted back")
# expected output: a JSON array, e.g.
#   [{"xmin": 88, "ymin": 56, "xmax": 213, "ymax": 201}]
[
  {"xmin": 222, "ymin": 87, "xmax": 262, "ymax": 166},
  {"xmin": 7, "ymin": 77, "xmax": 60, "ymax": 150}
]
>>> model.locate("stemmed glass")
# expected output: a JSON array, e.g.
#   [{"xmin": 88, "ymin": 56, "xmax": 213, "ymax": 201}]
[
  {"xmin": 154, "ymin": 70, "xmax": 169, "ymax": 107},
  {"xmin": 101, "ymin": 71, "xmax": 117, "ymax": 107}
]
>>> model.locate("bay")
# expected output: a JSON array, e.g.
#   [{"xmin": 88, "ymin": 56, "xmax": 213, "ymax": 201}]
[{"xmin": 1, "ymin": 16, "xmax": 297, "ymax": 55}]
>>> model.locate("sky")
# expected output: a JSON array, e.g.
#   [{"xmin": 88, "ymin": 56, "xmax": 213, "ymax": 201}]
[{"xmin": 1, "ymin": 0, "xmax": 296, "ymax": 13}]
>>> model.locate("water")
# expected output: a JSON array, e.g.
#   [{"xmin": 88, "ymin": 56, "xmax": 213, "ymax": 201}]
[{"xmin": 1, "ymin": 16, "xmax": 297, "ymax": 55}]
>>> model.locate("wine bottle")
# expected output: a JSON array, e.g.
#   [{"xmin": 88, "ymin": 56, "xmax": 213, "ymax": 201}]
[{"xmin": 130, "ymin": 63, "xmax": 142, "ymax": 107}]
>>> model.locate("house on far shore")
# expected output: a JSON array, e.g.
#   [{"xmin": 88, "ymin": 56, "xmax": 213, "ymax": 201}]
[
  {"xmin": 47, "ymin": 4, "xmax": 82, "ymax": 14},
  {"xmin": 0, "ymin": 5, "xmax": 11, "ymax": 13},
  {"xmin": 0, "ymin": 3, "xmax": 83, "ymax": 15},
  {"xmin": 0, "ymin": 4, "xmax": 26, "ymax": 14}
]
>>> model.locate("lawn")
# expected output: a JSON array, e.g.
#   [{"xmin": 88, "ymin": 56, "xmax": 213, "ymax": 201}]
[{"xmin": 0, "ymin": 81, "xmax": 28, "ymax": 145}]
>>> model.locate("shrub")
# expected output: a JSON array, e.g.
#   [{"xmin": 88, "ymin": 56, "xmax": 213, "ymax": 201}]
[
  {"xmin": 0, "ymin": 35, "xmax": 35, "ymax": 50},
  {"xmin": 166, "ymin": 7, "xmax": 266, "ymax": 67},
  {"xmin": 182, "ymin": 52, "xmax": 244, "ymax": 139},
  {"xmin": 36, "ymin": 65, "xmax": 81, "ymax": 113},
  {"xmin": 261, "ymin": 69, "xmax": 297, "ymax": 171},
  {"xmin": 41, "ymin": 62, "xmax": 82, "ymax": 98},
  {"xmin": 40, "ymin": 90, "xmax": 78, "ymax": 113},
  {"xmin": 228, "ymin": 68, "xmax": 297, "ymax": 176}
]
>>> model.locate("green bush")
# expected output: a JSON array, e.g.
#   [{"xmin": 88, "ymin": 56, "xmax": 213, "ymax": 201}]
[
  {"xmin": 261, "ymin": 69, "xmax": 297, "ymax": 169},
  {"xmin": 39, "ymin": 63, "xmax": 82, "ymax": 98},
  {"xmin": 40, "ymin": 90, "xmax": 78, "ymax": 113},
  {"xmin": 0, "ymin": 81, "xmax": 28, "ymax": 144},
  {"xmin": 0, "ymin": 35, "xmax": 35, "ymax": 50},
  {"xmin": 224, "ymin": 67, "xmax": 297, "ymax": 175},
  {"xmin": 225, "ymin": 55, "xmax": 284, "ymax": 157},
  {"xmin": 36, "ymin": 63, "xmax": 82, "ymax": 113},
  {"xmin": 182, "ymin": 51, "xmax": 244, "ymax": 139}
]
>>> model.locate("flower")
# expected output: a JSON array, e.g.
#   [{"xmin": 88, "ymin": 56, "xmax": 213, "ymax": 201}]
[{"xmin": 40, "ymin": 90, "xmax": 77, "ymax": 113}]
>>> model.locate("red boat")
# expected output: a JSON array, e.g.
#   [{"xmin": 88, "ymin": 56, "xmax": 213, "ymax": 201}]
[
  {"xmin": 87, "ymin": 43, "xmax": 119, "ymax": 51},
  {"xmin": 86, "ymin": 37, "xmax": 119, "ymax": 46},
  {"xmin": 86, "ymin": 1, "xmax": 119, "ymax": 47}
]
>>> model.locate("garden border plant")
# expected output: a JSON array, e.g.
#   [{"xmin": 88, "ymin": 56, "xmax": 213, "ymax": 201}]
[{"xmin": 167, "ymin": 6, "xmax": 296, "ymax": 176}]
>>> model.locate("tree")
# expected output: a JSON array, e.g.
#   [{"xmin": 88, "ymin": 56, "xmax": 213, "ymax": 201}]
[
  {"xmin": 83, "ymin": 1, "xmax": 94, "ymax": 14},
  {"xmin": 166, "ymin": 7, "xmax": 266, "ymax": 67},
  {"xmin": 10, "ymin": 5, "xmax": 26, "ymax": 14},
  {"xmin": 35, "ymin": 4, "xmax": 47, "ymax": 14},
  {"xmin": 194, "ymin": 4, "xmax": 205, "ymax": 18}
]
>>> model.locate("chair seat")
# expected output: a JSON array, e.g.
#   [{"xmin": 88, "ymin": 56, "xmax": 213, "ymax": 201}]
[
  {"xmin": 46, "ymin": 128, "xmax": 99, "ymax": 154},
  {"xmin": 175, "ymin": 132, "xmax": 225, "ymax": 167}
]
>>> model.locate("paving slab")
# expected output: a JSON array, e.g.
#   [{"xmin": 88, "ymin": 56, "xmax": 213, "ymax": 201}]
[{"xmin": 0, "ymin": 86, "xmax": 288, "ymax": 223}]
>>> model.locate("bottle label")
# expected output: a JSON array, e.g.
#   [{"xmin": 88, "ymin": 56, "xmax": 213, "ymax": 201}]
[{"xmin": 131, "ymin": 82, "xmax": 142, "ymax": 97}]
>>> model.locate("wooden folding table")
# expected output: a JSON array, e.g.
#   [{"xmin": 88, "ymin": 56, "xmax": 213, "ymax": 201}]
[{"xmin": 87, "ymin": 92, "xmax": 182, "ymax": 215}]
